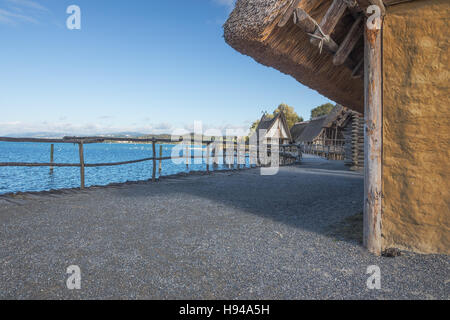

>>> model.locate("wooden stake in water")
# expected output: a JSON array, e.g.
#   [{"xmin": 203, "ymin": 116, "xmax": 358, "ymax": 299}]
[
  {"xmin": 78, "ymin": 142, "xmax": 85, "ymax": 189},
  {"xmin": 152, "ymin": 138, "xmax": 156, "ymax": 182},
  {"xmin": 159, "ymin": 145, "xmax": 163, "ymax": 174},
  {"xmin": 185, "ymin": 145, "xmax": 189, "ymax": 169},
  {"xmin": 50, "ymin": 144, "xmax": 54, "ymax": 174},
  {"xmin": 206, "ymin": 143, "xmax": 210, "ymax": 173}
]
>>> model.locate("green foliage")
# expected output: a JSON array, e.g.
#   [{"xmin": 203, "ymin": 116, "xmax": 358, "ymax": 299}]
[
  {"xmin": 274, "ymin": 103, "xmax": 303, "ymax": 128},
  {"xmin": 310, "ymin": 103, "xmax": 334, "ymax": 119},
  {"xmin": 250, "ymin": 103, "xmax": 303, "ymax": 131}
]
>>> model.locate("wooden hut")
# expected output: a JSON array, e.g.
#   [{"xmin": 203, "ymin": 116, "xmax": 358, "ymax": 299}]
[
  {"xmin": 254, "ymin": 111, "xmax": 292, "ymax": 145},
  {"xmin": 224, "ymin": 0, "xmax": 449, "ymax": 255},
  {"xmin": 290, "ymin": 104, "xmax": 355, "ymax": 160}
]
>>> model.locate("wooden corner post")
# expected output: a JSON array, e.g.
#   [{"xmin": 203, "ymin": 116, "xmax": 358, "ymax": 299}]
[{"xmin": 363, "ymin": 11, "xmax": 383, "ymax": 255}]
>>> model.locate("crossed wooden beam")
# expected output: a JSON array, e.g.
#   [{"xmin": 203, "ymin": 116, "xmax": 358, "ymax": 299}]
[{"xmin": 278, "ymin": 0, "xmax": 386, "ymax": 78}]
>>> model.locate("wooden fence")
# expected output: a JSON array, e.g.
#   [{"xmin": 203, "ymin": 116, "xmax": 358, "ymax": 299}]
[
  {"xmin": 299, "ymin": 139, "xmax": 345, "ymax": 160},
  {"xmin": 0, "ymin": 137, "xmax": 302, "ymax": 190}
]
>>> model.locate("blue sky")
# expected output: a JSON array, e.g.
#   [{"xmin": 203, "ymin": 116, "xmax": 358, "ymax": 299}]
[{"xmin": 0, "ymin": 0, "xmax": 332, "ymax": 136}]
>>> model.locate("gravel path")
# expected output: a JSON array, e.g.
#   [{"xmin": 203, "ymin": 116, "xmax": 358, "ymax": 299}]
[{"xmin": 0, "ymin": 156, "xmax": 448, "ymax": 299}]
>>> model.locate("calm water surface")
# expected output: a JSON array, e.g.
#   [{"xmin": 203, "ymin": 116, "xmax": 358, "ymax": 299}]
[{"xmin": 0, "ymin": 142, "xmax": 248, "ymax": 194}]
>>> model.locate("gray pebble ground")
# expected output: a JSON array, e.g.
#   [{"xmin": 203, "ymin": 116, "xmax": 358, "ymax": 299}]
[{"xmin": 0, "ymin": 156, "xmax": 448, "ymax": 299}]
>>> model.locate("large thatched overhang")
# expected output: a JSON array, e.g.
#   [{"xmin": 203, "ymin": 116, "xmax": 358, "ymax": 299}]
[
  {"xmin": 224, "ymin": 0, "xmax": 425, "ymax": 256},
  {"xmin": 224, "ymin": 0, "xmax": 415, "ymax": 114}
]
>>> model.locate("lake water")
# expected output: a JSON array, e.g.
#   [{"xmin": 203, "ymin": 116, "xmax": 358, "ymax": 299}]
[{"xmin": 0, "ymin": 142, "xmax": 249, "ymax": 195}]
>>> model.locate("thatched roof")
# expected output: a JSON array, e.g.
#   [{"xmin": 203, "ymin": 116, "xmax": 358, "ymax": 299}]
[
  {"xmin": 291, "ymin": 104, "xmax": 354, "ymax": 142},
  {"xmin": 256, "ymin": 114, "xmax": 278, "ymax": 131},
  {"xmin": 293, "ymin": 116, "xmax": 328, "ymax": 143},
  {"xmin": 290, "ymin": 121, "xmax": 309, "ymax": 141},
  {"xmin": 255, "ymin": 111, "xmax": 292, "ymax": 141},
  {"xmin": 224, "ymin": 0, "xmax": 417, "ymax": 114}
]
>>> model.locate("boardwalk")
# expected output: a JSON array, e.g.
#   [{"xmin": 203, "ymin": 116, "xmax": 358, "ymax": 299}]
[{"xmin": 0, "ymin": 156, "xmax": 448, "ymax": 299}]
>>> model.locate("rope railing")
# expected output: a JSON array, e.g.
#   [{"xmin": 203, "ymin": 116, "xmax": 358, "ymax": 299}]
[{"xmin": 0, "ymin": 136, "xmax": 302, "ymax": 189}]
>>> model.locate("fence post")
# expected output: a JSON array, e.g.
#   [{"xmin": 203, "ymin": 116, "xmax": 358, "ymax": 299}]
[
  {"xmin": 78, "ymin": 142, "xmax": 85, "ymax": 189},
  {"xmin": 237, "ymin": 139, "xmax": 240, "ymax": 170},
  {"xmin": 50, "ymin": 144, "xmax": 54, "ymax": 174},
  {"xmin": 223, "ymin": 138, "xmax": 226, "ymax": 167},
  {"xmin": 185, "ymin": 144, "xmax": 189, "ymax": 169},
  {"xmin": 206, "ymin": 143, "xmax": 210, "ymax": 173},
  {"xmin": 159, "ymin": 145, "xmax": 163, "ymax": 174},
  {"xmin": 152, "ymin": 138, "xmax": 157, "ymax": 182}
]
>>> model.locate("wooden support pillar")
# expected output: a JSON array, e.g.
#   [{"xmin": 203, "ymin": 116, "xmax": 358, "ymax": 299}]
[
  {"xmin": 78, "ymin": 142, "xmax": 85, "ymax": 189},
  {"xmin": 363, "ymin": 16, "xmax": 383, "ymax": 256},
  {"xmin": 152, "ymin": 138, "xmax": 156, "ymax": 182},
  {"xmin": 50, "ymin": 144, "xmax": 54, "ymax": 174}
]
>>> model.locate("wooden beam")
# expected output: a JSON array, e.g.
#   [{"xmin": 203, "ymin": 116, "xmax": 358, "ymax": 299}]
[
  {"xmin": 351, "ymin": 58, "xmax": 364, "ymax": 78},
  {"xmin": 278, "ymin": 0, "xmax": 301, "ymax": 27},
  {"xmin": 310, "ymin": 0, "xmax": 348, "ymax": 47},
  {"xmin": 363, "ymin": 16, "xmax": 383, "ymax": 256},
  {"xmin": 333, "ymin": 15, "xmax": 363, "ymax": 65},
  {"xmin": 294, "ymin": 8, "xmax": 338, "ymax": 52}
]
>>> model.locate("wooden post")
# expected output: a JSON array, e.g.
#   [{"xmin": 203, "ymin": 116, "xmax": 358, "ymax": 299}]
[
  {"xmin": 223, "ymin": 139, "xmax": 226, "ymax": 167},
  {"xmin": 212, "ymin": 143, "xmax": 218, "ymax": 168},
  {"xmin": 78, "ymin": 142, "xmax": 85, "ymax": 189},
  {"xmin": 152, "ymin": 138, "xmax": 156, "ymax": 182},
  {"xmin": 206, "ymin": 143, "xmax": 210, "ymax": 173},
  {"xmin": 159, "ymin": 145, "xmax": 163, "ymax": 174},
  {"xmin": 50, "ymin": 144, "xmax": 54, "ymax": 174},
  {"xmin": 363, "ymin": 16, "xmax": 383, "ymax": 256},
  {"xmin": 185, "ymin": 144, "xmax": 189, "ymax": 169}
]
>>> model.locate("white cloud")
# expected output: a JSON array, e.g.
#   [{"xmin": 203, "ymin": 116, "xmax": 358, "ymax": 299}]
[
  {"xmin": 0, "ymin": 0, "xmax": 49, "ymax": 25},
  {"xmin": 0, "ymin": 120, "xmax": 179, "ymax": 137},
  {"xmin": 6, "ymin": 0, "xmax": 48, "ymax": 12},
  {"xmin": 0, "ymin": 8, "xmax": 38, "ymax": 24},
  {"xmin": 0, "ymin": 120, "xmax": 251, "ymax": 137}
]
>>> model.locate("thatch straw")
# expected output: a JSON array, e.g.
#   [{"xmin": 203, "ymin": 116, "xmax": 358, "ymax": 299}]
[{"xmin": 224, "ymin": 0, "xmax": 364, "ymax": 113}]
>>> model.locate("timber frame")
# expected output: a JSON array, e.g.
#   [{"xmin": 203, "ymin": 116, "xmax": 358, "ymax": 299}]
[{"xmin": 278, "ymin": 0, "xmax": 387, "ymax": 255}]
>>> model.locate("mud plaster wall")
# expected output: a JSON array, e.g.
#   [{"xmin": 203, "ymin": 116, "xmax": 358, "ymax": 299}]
[{"xmin": 382, "ymin": 0, "xmax": 450, "ymax": 254}]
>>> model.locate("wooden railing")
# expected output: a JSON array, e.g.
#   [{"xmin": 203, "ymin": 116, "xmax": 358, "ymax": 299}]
[
  {"xmin": 299, "ymin": 139, "xmax": 346, "ymax": 160},
  {"xmin": 0, "ymin": 137, "xmax": 302, "ymax": 190}
]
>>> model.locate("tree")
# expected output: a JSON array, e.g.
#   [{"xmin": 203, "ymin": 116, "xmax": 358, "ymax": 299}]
[
  {"xmin": 274, "ymin": 103, "xmax": 303, "ymax": 128},
  {"xmin": 310, "ymin": 103, "xmax": 334, "ymax": 119},
  {"xmin": 249, "ymin": 104, "xmax": 303, "ymax": 132}
]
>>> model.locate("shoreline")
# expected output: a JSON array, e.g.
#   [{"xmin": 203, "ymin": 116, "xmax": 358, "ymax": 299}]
[{"xmin": 0, "ymin": 165, "xmax": 261, "ymax": 199}]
